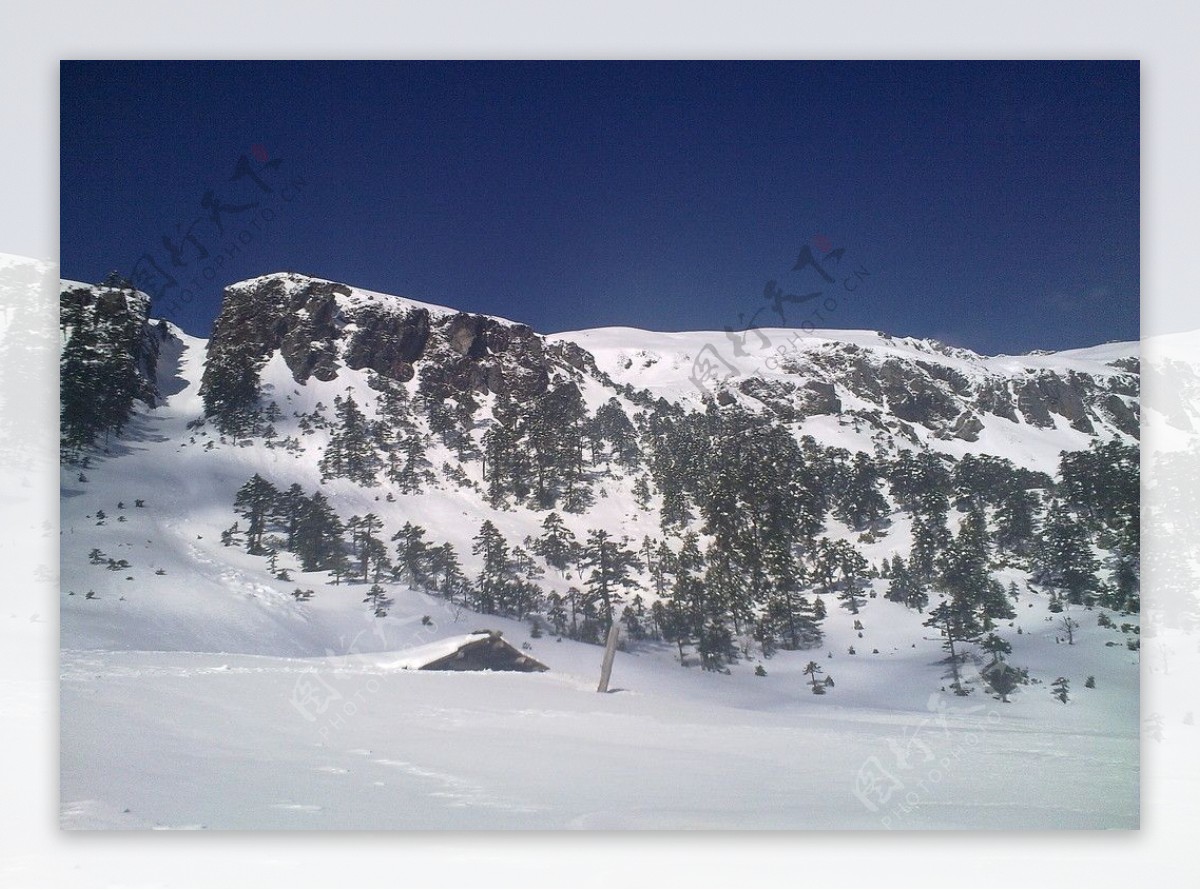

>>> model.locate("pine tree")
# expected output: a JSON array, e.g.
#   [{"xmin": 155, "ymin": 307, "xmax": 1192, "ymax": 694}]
[
  {"xmin": 804, "ymin": 660, "xmax": 826, "ymax": 694},
  {"xmin": 910, "ymin": 506, "xmax": 950, "ymax": 582},
  {"xmin": 878, "ymin": 555, "xmax": 893, "ymax": 579},
  {"xmin": 351, "ymin": 513, "xmax": 383, "ymax": 582},
  {"xmin": 482, "ymin": 424, "xmax": 515, "ymax": 509},
  {"xmin": 697, "ymin": 618, "xmax": 736, "ymax": 672},
  {"xmin": 563, "ymin": 586, "xmax": 589, "ymax": 640},
  {"xmin": 937, "ymin": 504, "xmax": 997, "ymax": 615},
  {"xmin": 562, "ymin": 476, "xmax": 596, "ymax": 515},
  {"xmin": 659, "ymin": 480, "xmax": 694, "ymax": 530},
  {"xmin": 1109, "ymin": 551, "xmax": 1140, "ymax": 613},
  {"xmin": 199, "ymin": 340, "xmax": 262, "ymax": 436},
  {"xmin": 320, "ymin": 394, "xmax": 382, "ymax": 485},
  {"xmin": 327, "ymin": 547, "xmax": 351, "ymax": 586},
  {"xmin": 923, "ymin": 598, "xmax": 984, "ymax": 694},
  {"xmin": 980, "ymin": 632, "xmax": 1011, "ymax": 664},
  {"xmin": 698, "ymin": 413, "xmax": 823, "ymax": 628},
  {"xmin": 392, "ymin": 522, "xmax": 430, "ymax": 590},
  {"xmin": 363, "ymin": 535, "xmax": 392, "ymax": 584},
  {"xmin": 978, "ymin": 578, "xmax": 1016, "ymax": 625},
  {"xmin": 1034, "ymin": 501, "xmax": 1100, "ymax": 605},
  {"xmin": 676, "ymin": 539, "xmax": 737, "ymax": 671},
  {"xmin": 621, "ymin": 594, "xmax": 649, "ymax": 640},
  {"xmin": 472, "ymin": 520, "xmax": 513, "ymax": 615},
  {"xmin": 388, "ymin": 432, "xmax": 432, "ymax": 493},
  {"xmin": 1059, "ymin": 440, "xmax": 1139, "ymax": 543},
  {"xmin": 546, "ymin": 592, "xmax": 569, "ymax": 636},
  {"xmin": 835, "ymin": 452, "xmax": 890, "ymax": 531},
  {"xmin": 233, "ymin": 474, "xmax": 278, "ymax": 554},
  {"xmin": 375, "ymin": 377, "xmax": 414, "ymax": 430},
  {"xmin": 887, "ymin": 449, "xmax": 952, "ymax": 515},
  {"xmin": 765, "ymin": 556, "xmax": 820, "ymax": 650},
  {"xmin": 60, "ymin": 282, "xmax": 158, "ymax": 451},
  {"xmin": 885, "ymin": 554, "xmax": 929, "ymax": 611},
  {"xmin": 657, "ymin": 533, "xmax": 706, "ymax": 661},
  {"xmin": 427, "ymin": 542, "xmax": 469, "ymax": 603},
  {"xmin": 993, "ymin": 487, "xmax": 1039, "ymax": 557},
  {"xmin": 650, "ymin": 539, "xmax": 677, "ymax": 600},
  {"xmin": 293, "ymin": 491, "xmax": 346, "ymax": 573},
  {"xmin": 364, "ymin": 582, "xmax": 394, "ymax": 617},
  {"xmin": 590, "ymin": 398, "xmax": 641, "ymax": 471},
  {"xmin": 753, "ymin": 611, "xmax": 780, "ymax": 658},
  {"xmin": 520, "ymin": 383, "xmax": 590, "ymax": 508},
  {"xmin": 60, "ymin": 319, "xmax": 110, "ymax": 451},
  {"xmin": 532, "ymin": 512, "xmax": 579, "ymax": 577},
  {"xmin": 509, "ymin": 578, "xmax": 544, "ymax": 621},
  {"xmin": 654, "ymin": 598, "xmax": 692, "ymax": 663},
  {"xmin": 984, "ymin": 660, "xmax": 1020, "ymax": 703},
  {"xmin": 809, "ymin": 538, "xmax": 839, "ymax": 595},
  {"xmin": 812, "ymin": 595, "xmax": 827, "ymax": 621},
  {"xmin": 632, "ymin": 475, "xmax": 652, "ymax": 509},
  {"xmin": 510, "ymin": 544, "xmax": 543, "ymax": 580},
  {"xmin": 830, "ymin": 540, "xmax": 869, "ymax": 614},
  {"xmin": 551, "ymin": 383, "xmax": 591, "ymax": 494},
  {"xmin": 580, "ymin": 529, "xmax": 640, "ymax": 627}
]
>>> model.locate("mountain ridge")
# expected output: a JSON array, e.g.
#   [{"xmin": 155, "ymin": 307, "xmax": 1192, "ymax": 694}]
[{"xmin": 193, "ymin": 273, "xmax": 1137, "ymax": 477}]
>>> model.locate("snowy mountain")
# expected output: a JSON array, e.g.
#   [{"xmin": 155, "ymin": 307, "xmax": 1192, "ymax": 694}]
[
  {"xmin": 199, "ymin": 272, "xmax": 1138, "ymax": 474},
  {"xmin": 59, "ymin": 273, "xmax": 1140, "ymax": 829}
]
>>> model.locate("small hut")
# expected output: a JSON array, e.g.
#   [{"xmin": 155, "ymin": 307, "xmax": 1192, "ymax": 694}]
[{"xmin": 386, "ymin": 630, "xmax": 548, "ymax": 673}]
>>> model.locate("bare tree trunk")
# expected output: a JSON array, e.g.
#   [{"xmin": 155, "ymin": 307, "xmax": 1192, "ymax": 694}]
[{"xmin": 597, "ymin": 618, "xmax": 620, "ymax": 693}]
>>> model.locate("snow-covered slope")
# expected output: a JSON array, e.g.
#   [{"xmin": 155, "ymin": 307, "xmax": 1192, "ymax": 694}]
[
  {"xmin": 552, "ymin": 325, "xmax": 1137, "ymax": 474},
  {"xmin": 59, "ymin": 274, "xmax": 1140, "ymax": 829}
]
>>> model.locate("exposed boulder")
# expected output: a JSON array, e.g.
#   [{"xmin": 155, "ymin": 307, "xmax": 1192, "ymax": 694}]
[
  {"xmin": 1015, "ymin": 373, "xmax": 1094, "ymax": 434},
  {"xmin": 1015, "ymin": 377, "xmax": 1055, "ymax": 428},
  {"xmin": 878, "ymin": 359, "xmax": 960, "ymax": 426},
  {"xmin": 344, "ymin": 306, "xmax": 431, "ymax": 380},
  {"xmin": 550, "ymin": 340, "xmax": 603, "ymax": 377},
  {"xmin": 1099, "ymin": 393, "xmax": 1140, "ymax": 438},
  {"xmin": 975, "ymin": 380, "xmax": 1019, "ymax": 422},
  {"xmin": 738, "ymin": 378, "xmax": 801, "ymax": 421},
  {"xmin": 948, "ymin": 410, "xmax": 985, "ymax": 442},
  {"xmin": 799, "ymin": 380, "xmax": 841, "ymax": 415}
]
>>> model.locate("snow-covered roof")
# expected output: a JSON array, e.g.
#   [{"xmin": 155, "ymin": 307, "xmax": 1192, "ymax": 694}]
[
  {"xmin": 378, "ymin": 633, "xmax": 493, "ymax": 670},
  {"xmin": 377, "ymin": 631, "xmax": 547, "ymax": 672}
]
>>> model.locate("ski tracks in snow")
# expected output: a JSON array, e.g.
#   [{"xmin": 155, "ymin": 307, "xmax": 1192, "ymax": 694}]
[{"xmin": 366, "ymin": 753, "xmax": 543, "ymax": 814}]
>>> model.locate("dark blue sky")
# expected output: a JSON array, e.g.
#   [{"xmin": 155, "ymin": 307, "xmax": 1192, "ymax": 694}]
[{"xmin": 60, "ymin": 61, "xmax": 1138, "ymax": 354}]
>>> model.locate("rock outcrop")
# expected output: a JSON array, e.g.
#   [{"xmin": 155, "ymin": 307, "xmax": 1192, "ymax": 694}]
[{"xmin": 200, "ymin": 273, "xmax": 576, "ymax": 432}]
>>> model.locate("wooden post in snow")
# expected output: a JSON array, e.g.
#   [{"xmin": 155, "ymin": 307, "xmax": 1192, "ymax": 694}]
[{"xmin": 597, "ymin": 616, "xmax": 620, "ymax": 693}]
